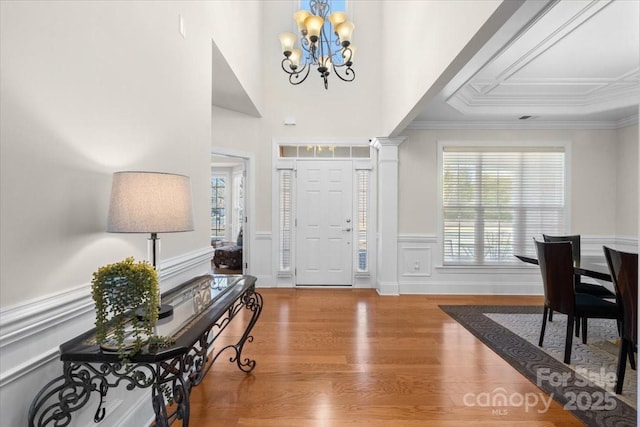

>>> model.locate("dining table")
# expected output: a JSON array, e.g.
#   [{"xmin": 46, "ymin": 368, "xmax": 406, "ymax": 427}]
[{"xmin": 514, "ymin": 253, "xmax": 613, "ymax": 282}]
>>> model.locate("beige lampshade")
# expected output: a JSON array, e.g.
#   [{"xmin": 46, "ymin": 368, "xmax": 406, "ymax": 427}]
[
  {"xmin": 294, "ymin": 10, "xmax": 311, "ymax": 32},
  {"xmin": 335, "ymin": 21, "xmax": 354, "ymax": 45},
  {"xmin": 328, "ymin": 12, "xmax": 347, "ymax": 30},
  {"xmin": 279, "ymin": 32, "xmax": 297, "ymax": 54},
  {"xmin": 107, "ymin": 171, "xmax": 194, "ymax": 233},
  {"xmin": 304, "ymin": 15, "xmax": 324, "ymax": 40}
]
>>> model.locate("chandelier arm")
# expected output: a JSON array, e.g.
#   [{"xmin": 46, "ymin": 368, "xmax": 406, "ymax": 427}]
[
  {"xmin": 341, "ymin": 47, "xmax": 353, "ymax": 66},
  {"xmin": 309, "ymin": 43, "xmax": 318, "ymax": 65},
  {"xmin": 318, "ymin": 26, "xmax": 333, "ymax": 60},
  {"xmin": 288, "ymin": 63, "xmax": 311, "ymax": 85},
  {"xmin": 332, "ymin": 64, "xmax": 355, "ymax": 83},
  {"xmin": 300, "ymin": 36, "xmax": 311, "ymax": 54},
  {"xmin": 281, "ymin": 58, "xmax": 298, "ymax": 75}
]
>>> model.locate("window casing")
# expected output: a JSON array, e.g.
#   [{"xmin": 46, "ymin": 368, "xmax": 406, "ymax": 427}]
[
  {"xmin": 232, "ymin": 171, "xmax": 244, "ymax": 241},
  {"xmin": 441, "ymin": 144, "xmax": 566, "ymax": 266}
]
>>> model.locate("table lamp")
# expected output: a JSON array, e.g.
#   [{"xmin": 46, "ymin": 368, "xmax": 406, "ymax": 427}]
[{"xmin": 107, "ymin": 171, "xmax": 194, "ymax": 318}]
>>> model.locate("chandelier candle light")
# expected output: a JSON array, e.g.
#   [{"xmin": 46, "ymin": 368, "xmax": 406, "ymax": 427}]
[{"xmin": 279, "ymin": 0, "xmax": 355, "ymax": 89}]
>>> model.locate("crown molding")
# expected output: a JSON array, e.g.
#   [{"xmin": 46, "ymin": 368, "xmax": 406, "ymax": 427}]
[
  {"xmin": 445, "ymin": 0, "xmax": 639, "ymax": 121},
  {"xmin": 407, "ymin": 115, "xmax": 638, "ymax": 131}
]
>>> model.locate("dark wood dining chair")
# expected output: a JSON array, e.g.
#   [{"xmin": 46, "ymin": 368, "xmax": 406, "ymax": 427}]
[
  {"xmin": 535, "ymin": 239, "xmax": 619, "ymax": 364},
  {"xmin": 542, "ymin": 234, "xmax": 616, "ymax": 333},
  {"xmin": 543, "ymin": 234, "xmax": 616, "ymax": 298},
  {"xmin": 603, "ymin": 246, "xmax": 638, "ymax": 394}
]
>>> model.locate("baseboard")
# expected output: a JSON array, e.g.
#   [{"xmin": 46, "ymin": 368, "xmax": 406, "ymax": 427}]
[
  {"xmin": 376, "ymin": 280, "xmax": 400, "ymax": 296},
  {"xmin": 399, "ymin": 281, "xmax": 544, "ymax": 295}
]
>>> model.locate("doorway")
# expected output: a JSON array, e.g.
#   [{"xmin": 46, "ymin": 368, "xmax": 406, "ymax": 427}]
[
  {"xmin": 273, "ymin": 141, "xmax": 374, "ymax": 288},
  {"xmin": 296, "ymin": 160, "xmax": 353, "ymax": 285},
  {"xmin": 211, "ymin": 154, "xmax": 246, "ymax": 274}
]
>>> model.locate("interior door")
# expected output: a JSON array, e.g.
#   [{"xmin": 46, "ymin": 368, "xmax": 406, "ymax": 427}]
[{"xmin": 296, "ymin": 160, "xmax": 353, "ymax": 285}]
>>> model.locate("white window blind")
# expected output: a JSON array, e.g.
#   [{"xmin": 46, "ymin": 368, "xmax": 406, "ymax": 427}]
[
  {"xmin": 279, "ymin": 170, "xmax": 293, "ymax": 270},
  {"xmin": 442, "ymin": 146, "xmax": 566, "ymax": 265},
  {"xmin": 357, "ymin": 170, "xmax": 368, "ymax": 272}
]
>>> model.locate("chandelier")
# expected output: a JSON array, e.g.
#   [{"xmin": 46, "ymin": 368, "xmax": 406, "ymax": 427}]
[{"xmin": 278, "ymin": 0, "xmax": 355, "ymax": 89}]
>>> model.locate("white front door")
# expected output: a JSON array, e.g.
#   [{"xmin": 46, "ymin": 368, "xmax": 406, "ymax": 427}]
[{"xmin": 296, "ymin": 160, "xmax": 353, "ymax": 285}]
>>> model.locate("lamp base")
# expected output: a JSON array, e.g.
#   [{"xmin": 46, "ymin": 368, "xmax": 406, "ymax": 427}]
[{"xmin": 136, "ymin": 304, "xmax": 174, "ymax": 320}]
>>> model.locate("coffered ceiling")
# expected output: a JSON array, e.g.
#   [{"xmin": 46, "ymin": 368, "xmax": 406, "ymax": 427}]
[{"xmin": 413, "ymin": 0, "xmax": 639, "ymax": 127}]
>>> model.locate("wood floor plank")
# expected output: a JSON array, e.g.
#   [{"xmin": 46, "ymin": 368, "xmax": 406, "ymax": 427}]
[{"xmin": 188, "ymin": 289, "xmax": 585, "ymax": 426}]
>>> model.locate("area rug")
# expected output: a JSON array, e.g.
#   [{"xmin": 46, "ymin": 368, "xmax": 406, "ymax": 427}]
[{"xmin": 440, "ymin": 305, "xmax": 637, "ymax": 427}]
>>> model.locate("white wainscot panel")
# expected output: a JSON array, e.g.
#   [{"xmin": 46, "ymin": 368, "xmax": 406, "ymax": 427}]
[
  {"xmin": 400, "ymin": 246, "xmax": 432, "ymax": 278},
  {"xmin": 0, "ymin": 247, "xmax": 212, "ymax": 427},
  {"xmin": 397, "ymin": 234, "xmax": 543, "ymax": 295},
  {"xmin": 253, "ymin": 232, "xmax": 275, "ymax": 286},
  {"xmin": 397, "ymin": 235, "xmax": 436, "ymax": 292}
]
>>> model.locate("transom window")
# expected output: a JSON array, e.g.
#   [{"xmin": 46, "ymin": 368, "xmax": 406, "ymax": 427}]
[{"xmin": 441, "ymin": 144, "xmax": 566, "ymax": 265}]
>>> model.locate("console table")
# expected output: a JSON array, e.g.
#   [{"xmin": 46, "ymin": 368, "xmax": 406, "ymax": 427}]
[{"xmin": 28, "ymin": 274, "xmax": 262, "ymax": 427}]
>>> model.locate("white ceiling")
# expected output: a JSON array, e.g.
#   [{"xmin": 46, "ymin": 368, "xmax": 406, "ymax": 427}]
[
  {"xmin": 212, "ymin": 0, "xmax": 639, "ymax": 128},
  {"xmin": 413, "ymin": 0, "xmax": 639, "ymax": 127}
]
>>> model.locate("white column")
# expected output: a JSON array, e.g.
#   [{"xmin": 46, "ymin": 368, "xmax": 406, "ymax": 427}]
[{"xmin": 371, "ymin": 136, "xmax": 406, "ymax": 295}]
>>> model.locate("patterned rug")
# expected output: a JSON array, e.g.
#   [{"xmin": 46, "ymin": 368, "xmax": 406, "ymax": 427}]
[{"xmin": 440, "ymin": 305, "xmax": 637, "ymax": 427}]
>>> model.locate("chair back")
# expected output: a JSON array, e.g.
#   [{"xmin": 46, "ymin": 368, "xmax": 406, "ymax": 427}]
[
  {"xmin": 543, "ymin": 234, "xmax": 581, "ymax": 265},
  {"xmin": 535, "ymin": 239, "xmax": 576, "ymax": 315},
  {"xmin": 603, "ymin": 246, "xmax": 638, "ymax": 345}
]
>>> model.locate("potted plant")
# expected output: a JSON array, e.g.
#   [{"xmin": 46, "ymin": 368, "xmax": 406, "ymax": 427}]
[{"xmin": 91, "ymin": 257, "xmax": 159, "ymax": 361}]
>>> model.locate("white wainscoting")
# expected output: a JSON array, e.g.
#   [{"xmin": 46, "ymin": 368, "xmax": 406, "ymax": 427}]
[
  {"xmin": 397, "ymin": 234, "xmax": 638, "ymax": 295},
  {"xmin": 253, "ymin": 232, "xmax": 275, "ymax": 286},
  {"xmin": 0, "ymin": 246, "xmax": 213, "ymax": 427}
]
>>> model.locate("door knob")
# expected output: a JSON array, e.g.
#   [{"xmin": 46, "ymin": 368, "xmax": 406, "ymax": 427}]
[
  {"xmin": 342, "ymin": 227, "xmax": 352, "ymax": 232},
  {"xmin": 346, "ymin": 219, "xmax": 351, "ymax": 223}
]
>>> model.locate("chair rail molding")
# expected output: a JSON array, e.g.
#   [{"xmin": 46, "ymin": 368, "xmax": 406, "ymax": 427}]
[
  {"xmin": 395, "ymin": 234, "xmax": 637, "ymax": 295},
  {"xmin": 0, "ymin": 246, "xmax": 213, "ymax": 427}
]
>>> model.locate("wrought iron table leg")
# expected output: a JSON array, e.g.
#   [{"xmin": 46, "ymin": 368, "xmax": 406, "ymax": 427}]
[
  {"xmin": 230, "ymin": 289, "xmax": 263, "ymax": 373},
  {"xmin": 154, "ymin": 357, "xmax": 191, "ymax": 426},
  {"xmin": 29, "ymin": 362, "xmax": 95, "ymax": 427}
]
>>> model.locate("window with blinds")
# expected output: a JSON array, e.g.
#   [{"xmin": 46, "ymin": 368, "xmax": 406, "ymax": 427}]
[
  {"xmin": 357, "ymin": 170, "xmax": 368, "ymax": 272},
  {"xmin": 279, "ymin": 170, "xmax": 293, "ymax": 271},
  {"xmin": 442, "ymin": 146, "xmax": 566, "ymax": 265}
]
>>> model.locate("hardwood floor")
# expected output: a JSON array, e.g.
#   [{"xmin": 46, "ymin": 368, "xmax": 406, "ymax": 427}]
[{"xmin": 188, "ymin": 289, "xmax": 584, "ymax": 426}]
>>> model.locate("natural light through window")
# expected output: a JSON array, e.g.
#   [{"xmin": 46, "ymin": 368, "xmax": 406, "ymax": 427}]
[
  {"xmin": 300, "ymin": 0, "xmax": 347, "ymax": 66},
  {"xmin": 442, "ymin": 145, "xmax": 566, "ymax": 265},
  {"xmin": 211, "ymin": 176, "xmax": 226, "ymax": 240}
]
